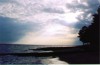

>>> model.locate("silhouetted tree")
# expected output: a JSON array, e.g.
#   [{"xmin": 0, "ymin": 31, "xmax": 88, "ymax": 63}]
[{"xmin": 78, "ymin": 7, "xmax": 99, "ymax": 51}]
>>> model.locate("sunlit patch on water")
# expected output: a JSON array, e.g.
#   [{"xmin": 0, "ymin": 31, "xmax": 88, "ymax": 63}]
[
  {"xmin": 0, "ymin": 44, "xmax": 69, "ymax": 64},
  {"xmin": 41, "ymin": 57, "xmax": 69, "ymax": 65},
  {"xmin": 0, "ymin": 55, "xmax": 41, "ymax": 64},
  {"xmin": 0, "ymin": 55, "xmax": 69, "ymax": 64}
]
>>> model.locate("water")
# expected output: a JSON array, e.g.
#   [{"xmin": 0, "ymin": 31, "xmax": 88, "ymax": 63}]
[
  {"xmin": 0, "ymin": 44, "xmax": 47, "ymax": 53},
  {"xmin": 0, "ymin": 55, "xmax": 68, "ymax": 64},
  {"xmin": 0, "ymin": 44, "xmax": 69, "ymax": 64}
]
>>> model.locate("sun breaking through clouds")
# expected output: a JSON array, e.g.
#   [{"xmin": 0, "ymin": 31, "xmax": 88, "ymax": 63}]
[{"xmin": 0, "ymin": 0, "xmax": 99, "ymax": 45}]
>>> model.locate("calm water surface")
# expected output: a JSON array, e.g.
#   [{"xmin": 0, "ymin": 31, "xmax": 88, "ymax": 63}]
[{"xmin": 0, "ymin": 44, "xmax": 69, "ymax": 64}]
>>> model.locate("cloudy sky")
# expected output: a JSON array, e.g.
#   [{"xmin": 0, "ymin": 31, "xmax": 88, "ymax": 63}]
[{"xmin": 0, "ymin": 0, "xmax": 99, "ymax": 45}]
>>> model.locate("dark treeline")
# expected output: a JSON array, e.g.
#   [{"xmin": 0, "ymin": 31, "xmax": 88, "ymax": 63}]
[{"xmin": 78, "ymin": 7, "xmax": 99, "ymax": 51}]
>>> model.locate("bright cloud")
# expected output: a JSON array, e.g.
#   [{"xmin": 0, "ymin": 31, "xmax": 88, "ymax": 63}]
[{"xmin": 0, "ymin": 0, "xmax": 99, "ymax": 45}]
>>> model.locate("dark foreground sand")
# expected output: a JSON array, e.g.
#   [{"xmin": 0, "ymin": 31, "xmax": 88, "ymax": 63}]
[{"xmin": 57, "ymin": 51, "xmax": 99, "ymax": 64}]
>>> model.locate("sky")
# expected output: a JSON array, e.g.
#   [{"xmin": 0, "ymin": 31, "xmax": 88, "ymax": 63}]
[{"xmin": 0, "ymin": 0, "xmax": 100, "ymax": 45}]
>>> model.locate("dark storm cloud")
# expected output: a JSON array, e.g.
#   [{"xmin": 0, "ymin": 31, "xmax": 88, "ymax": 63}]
[
  {"xmin": 66, "ymin": 0, "xmax": 100, "ymax": 13},
  {"xmin": 74, "ymin": 20, "xmax": 91, "ymax": 29},
  {"xmin": 66, "ymin": 0, "xmax": 100, "ymax": 29},
  {"xmin": 0, "ymin": 16, "xmax": 41, "ymax": 43},
  {"xmin": 42, "ymin": 7, "xmax": 65, "ymax": 14},
  {"xmin": 0, "ymin": 0, "xmax": 10, "ymax": 2},
  {"xmin": 0, "ymin": 0, "xmax": 14, "ymax": 3}
]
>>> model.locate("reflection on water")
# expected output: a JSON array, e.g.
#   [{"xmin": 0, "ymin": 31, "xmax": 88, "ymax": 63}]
[
  {"xmin": 41, "ymin": 57, "xmax": 69, "ymax": 65},
  {"xmin": 0, "ymin": 55, "xmax": 69, "ymax": 64},
  {"xmin": 0, "ymin": 44, "xmax": 69, "ymax": 64}
]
